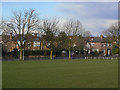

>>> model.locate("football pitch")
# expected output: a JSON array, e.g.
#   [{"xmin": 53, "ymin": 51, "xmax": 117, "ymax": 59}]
[{"xmin": 2, "ymin": 59, "xmax": 118, "ymax": 88}]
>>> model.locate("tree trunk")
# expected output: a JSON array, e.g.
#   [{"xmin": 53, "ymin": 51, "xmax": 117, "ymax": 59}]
[
  {"xmin": 50, "ymin": 48, "xmax": 52, "ymax": 60},
  {"xmin": 69, "ymin": 49, "xmax": 71, "ymax": 59},
  {"xmin": 20, "ymin": 48, "xmax": 23, "ymax": 60}
]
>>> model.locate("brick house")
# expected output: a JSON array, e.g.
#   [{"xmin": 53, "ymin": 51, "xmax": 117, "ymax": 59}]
[
  {"xmin": 2, "ymin": 33, "xmax": 49, "ymax": 52},
  {"xmin": 23, "ymin": 33, "xmax": 49, "ymax": 51},
  {"xmin": 85, "ymin": 35, "xmax": 112, "ymax": 56},
  {"xmin": 2, "ymin": 33, "xmax": 113, "ymax": 57},
  {"xmin": 2, "ymin": 33, "xmax": 18, "ymax": 52}
]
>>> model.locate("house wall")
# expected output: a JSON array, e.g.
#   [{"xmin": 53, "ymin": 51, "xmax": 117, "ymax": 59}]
[
  {"xmin": 23, "ymin": 41, "xmax": 49, "ymax": 51},
  {"xmin": 89, "ymin": 42, "xmax": 112, "ymax": 56},
  {"xmin": 5, "ymin": 41, "xmax": 17, "ymax": 52},
  {"xmin": 4, "ymin": 41, "xmax": 50, "ymax": 51}
]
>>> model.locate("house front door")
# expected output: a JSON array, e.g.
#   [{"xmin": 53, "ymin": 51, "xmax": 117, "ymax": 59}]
[{"xmin": 107, "ymin": 49, "xmax": 111, "ymax": 56}]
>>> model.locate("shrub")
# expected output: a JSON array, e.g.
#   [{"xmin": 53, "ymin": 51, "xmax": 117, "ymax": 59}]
[
  {"xmin": 24, "ymin": 50, "xmax": 51, "ymax": 56},
  {"xmin": 112, "ymin": 45, "xmax": 119, "ymax": 54}
]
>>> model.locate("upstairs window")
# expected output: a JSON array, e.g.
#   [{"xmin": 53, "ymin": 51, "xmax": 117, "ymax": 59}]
[
  {"xmin": 91, "ymin": 43, "xmax": 94, "ymax": 46},
  {"xmin": 102, "ymin": 43, "xmax": 106, "ymax": 47},
  {"xmin": 109, "ymin": 43, "xmax": 112, "ymax": 46},
  {"xmin": 33, "ymin": 41, "xmax": 40, "ymax": 47}
]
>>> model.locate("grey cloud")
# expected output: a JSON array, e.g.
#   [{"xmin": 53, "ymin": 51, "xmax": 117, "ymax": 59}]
[
  {"xmin": 55, "ymin": 2, "xmax": 118, "ymax": 36},
  {"xmin": 56, "ymin": 2, "xmax": 118, "ymax": 20}
]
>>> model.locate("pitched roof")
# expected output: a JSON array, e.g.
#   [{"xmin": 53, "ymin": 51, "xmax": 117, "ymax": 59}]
[
  {"xmin": 2, "ymin": 34, "xmax": 40, "ymax": 43},
  {"xmin": 2, "ymin": 35, "xmax": 10, "ymax": 43},
  {"xmin": 88, "ymin": 37, "xmax": 112, "ymax": 43}
]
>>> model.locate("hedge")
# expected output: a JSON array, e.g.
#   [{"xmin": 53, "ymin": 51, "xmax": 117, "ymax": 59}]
[
  {"xmin": 24, "ymin": 50, "xmax": 51, "ymax": 56},
  {"xmin": 112, "ymin": 45, "xmax": 119, "ymax": 54}
]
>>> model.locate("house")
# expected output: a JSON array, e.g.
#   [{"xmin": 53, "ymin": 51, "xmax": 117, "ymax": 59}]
[
  {"xmin": 85, "ymin": 35, "xmax": 112, "ymax": 56},
  {"xmin": 60, "ymin": 35, "xmax": 113, "ymax": 57},
  {"xmin": 2, "ymin": 33, "xmax": 113, "ymax": 57},
  {"xmin": 22, "ymin": 33, "xmax": 49, "ymax": 51},
  {"xmin": 2, "ymin": 33, "xmax": 49, "ymax": 52},
  {"xmin": 2, "ymin": 33, "xmax": 17, "ymax": 52}
]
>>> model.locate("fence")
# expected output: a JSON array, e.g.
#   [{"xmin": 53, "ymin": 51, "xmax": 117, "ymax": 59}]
[{"xmin": 85, "ymin": 56, "xmax": 118, "ymax": 60}]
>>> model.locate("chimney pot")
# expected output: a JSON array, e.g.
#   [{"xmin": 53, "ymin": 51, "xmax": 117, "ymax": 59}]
[
  {"xmin": 35, "ymin": 33, "xmax": 37, "ymax": 37},
  {"xmin": 10, "ymin": 33, "xmax": 12, "ymax": 40}
]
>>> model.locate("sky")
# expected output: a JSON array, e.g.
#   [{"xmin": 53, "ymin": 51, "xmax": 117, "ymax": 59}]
[{"xmin": 2, "ymin": 2, "xmax": 118, "ymax": 36}]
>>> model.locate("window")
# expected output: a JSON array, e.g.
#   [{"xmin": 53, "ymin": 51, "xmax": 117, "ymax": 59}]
[
  {"xmin": 92, "ymin": 49, "xmax": 95, "ymax": 51},
  {"xmin": 92, "ymin": 49, "xmax": 99, "ymax": 53},
  {"xmin": 62, "ymin": 51, "xmax": 67, "ymax": 54},
  {"xmin": 91, "ymin": 43, "xmax": 94, "ymax": 46},
  {"xmin": 33, "ymin": 41, "xmax": 40, "ymax": 47},
  {"xmin": 109, "ymin": 43, "xmax": 112, "ymax": 46},
  {"xmin": 96, "ymin": 49, "xmax": 99, "ymax": 53},
  {"xmin": 102, "ymin": 43, "xmax": 105, "ymax": 47},
  {"xmin": 103, "ymin": 50, "xmax": 106, "ymax": 54},
  {"xmin": 106, "ymin": 43, "xmax": 109, "ymax": 47},
  {"xmin": 28, "ymin": 42, "xmax": 31, "ymax": 47},
  {"xmin": 16, "ymin": 44, "xmax": 18, "ymax": 47}
]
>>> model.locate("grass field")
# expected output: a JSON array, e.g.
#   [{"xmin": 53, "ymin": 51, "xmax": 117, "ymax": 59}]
[{"xmin": 2, "ymin": 59, "xmax": 118, "ymax": 88}]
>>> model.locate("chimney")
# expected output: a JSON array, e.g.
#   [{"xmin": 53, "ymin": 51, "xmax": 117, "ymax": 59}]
[
  {"xmin": 90, "ymin": 37, "xmax": 94, "ymax": 41},
  {"xmin": 35, "ymin": 33, "xmax": 38, "ymax": 40},
  {"xmin": 10, "ymin": 32, "xmax": 12, "ymax": 40},
  {"xmin": 35, "ymin": 33, "xmax": 37, "ymax": 38},
  {"xmin": 100, "ymin": 35, "xmax": 104, "ymax": 39}
]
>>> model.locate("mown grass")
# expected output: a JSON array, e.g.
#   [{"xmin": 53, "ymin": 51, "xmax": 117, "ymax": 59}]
[{"xmin": 2, "ymin": 59, "xmax": 118, "ymax": 88}]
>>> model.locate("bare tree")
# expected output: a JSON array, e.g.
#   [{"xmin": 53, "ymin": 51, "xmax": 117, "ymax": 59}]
[
  {"xmin": 103, "ymin": 22, "xmax": 118, "ymax": 37},
  {"xmin": 2, "ymin": 9, "xmax": 39, "ymax": 60},
  {"xmin": 63, "ymin": 19, "xmax": 84, "ymax": 59},
  {"xmin": 82, "ymin": 30, "xmax": 92, "ymax": 37},
  {"xmin": 41, "ymin": 17, "xmax": 59, "ymax": 59},
  {"xmin": 103, "ymin": 21, "xmax": 119, "ymax": 45},
  {"xmin": 0, "ymin": 18, "xmax": 4, "ymax": 34}
]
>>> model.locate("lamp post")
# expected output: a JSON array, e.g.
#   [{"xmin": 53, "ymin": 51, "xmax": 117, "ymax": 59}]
[
  {"xmin": 23, "ymin": 39, "xmax": 26, "ymax": 60},
  {"xmin": 69, "ymin": 36, "xmax": 71, "ymax": 60},
  {"xmin": 23, "ymin": 47, "xmax": 24, "ymax": 60}
]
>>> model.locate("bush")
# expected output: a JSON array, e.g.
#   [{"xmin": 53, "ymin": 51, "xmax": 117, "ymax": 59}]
[
  {"xmin": 112, "ymin": 48, "xmax": 119, "ymax": 54},
  {"xmin": 112, "ymin": 45, "xmax": 119, "ymax": 54},
  {"xmin": 90, "ymin": 50, "xmax": 99, "ymax": 56},
  {"xmin": 80, "ymin": 49, "xmax": 84, "ymax": 54},
  {"xmin": 2, "ymin": 48, "xmax": 19, "ymax": 58},
  {"xmin": 24, "ymin": 50, "xmax": 50, "ymax": 56}
]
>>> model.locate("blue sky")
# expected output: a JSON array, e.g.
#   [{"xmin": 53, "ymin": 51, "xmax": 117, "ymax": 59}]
[
  {"xmin": 2, "ymin": 2, "xmax": 118, "ymax": 36},
  {"xmin": 2, "ymin": 2, "xmax": 62, "ymax": 18}
]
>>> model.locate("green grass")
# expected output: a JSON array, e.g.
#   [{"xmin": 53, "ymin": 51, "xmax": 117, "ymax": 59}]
[{"xmin": 2, "ymin": 59, "xmax": 118, "ymax": 88}]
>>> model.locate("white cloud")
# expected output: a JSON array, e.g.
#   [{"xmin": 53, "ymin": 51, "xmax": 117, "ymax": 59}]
[
  {"xmin": 55, "ymin": 2, "xmax": 118, "ymax": 36},
  {"xmin": 81, "ymin": 19, "xmax": 117, "ymax": 36},
  {"xmin": 56, "ymin": 2, "xmax": 118, "ymax": 20}
]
